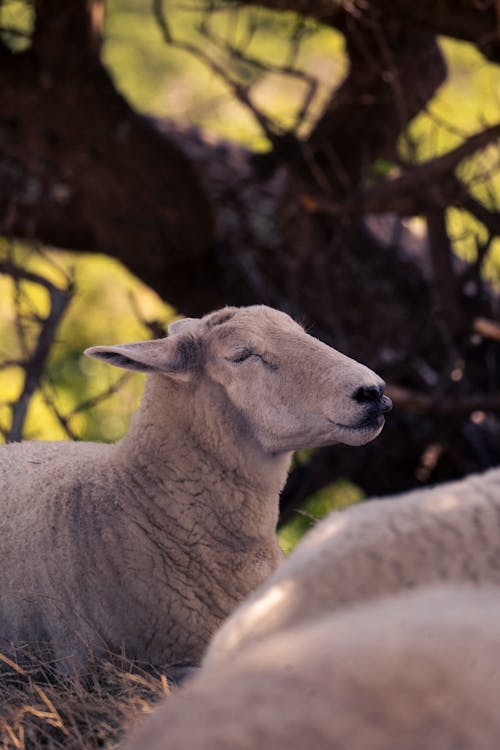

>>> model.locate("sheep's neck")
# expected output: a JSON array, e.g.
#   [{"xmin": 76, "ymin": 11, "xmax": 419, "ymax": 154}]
[{"xmin": 115, "ymin": 374, "xmax": 291, "ymax": 543}]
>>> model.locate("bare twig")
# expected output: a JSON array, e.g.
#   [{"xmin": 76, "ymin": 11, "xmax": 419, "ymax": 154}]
[
  {"xmin": 0, "ymin": 262, "xmax": 69, "ymax": 298},
  {"xmin": 0, "ymin": 360, "xmax": 23, "ymax": 371},
  {"xmin": 461, "ymin": 194, "xmax": 500, "ymax": 236},
  {"xmin": 473, "ymin": 316, "xmax": 500, "ymax": 343},
  {"xmin": 69, "ymin": 373, "xmax": 132, "ymax": 417},
  {"xmin": 198, "ymin": 17, "xmax": 319, "ymax": 131},
  {"xmin": 40, "ymin": 387, "xmax": 80, "ymax": 441},
  {"xmin": 0, "ymin": 25, "xmax": 31, "ymax": 38},
  {"xmin": 0, "ymin": 263, "xmax": 74, "ymax": 442},
  {"xmin": 426, "ymin": 208, "xmax": 463, "ymax": 346},
  {"xmin": 127, "ymin": 292, "xmax": 169, "ymax": 339},
  {"xmin": 152, "ymin": 0, "xmax": 280, "ymax": 144},
  {"xmin": 370, "ymin": 18, "xmax": 412, "ymax": 140},
  {"xmin": 386, "ymin": 384, "xmax": 500, "ymax": 416},
  {"xmin": 460, "ymin": 232, "xmax": 494, "ymax": 294},
  {"xmin": 40, "ymin": 372, "xmax": 132, "ymax": 441}
]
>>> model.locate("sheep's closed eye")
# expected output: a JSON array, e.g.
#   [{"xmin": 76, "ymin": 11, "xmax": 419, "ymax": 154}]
[
  {"xmin": 226, "ymin": 348, "xmax": 279, "ymax": 371},
  {"xmin": 227, "ymin": 348, "xmax": 255, "ymax": 364}
]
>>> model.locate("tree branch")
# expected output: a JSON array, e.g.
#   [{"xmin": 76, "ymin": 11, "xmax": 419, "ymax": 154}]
[
  {"xmin": 198, "ymin": 16, "xmax": 319, "ymax": 132},
  {"xmin": 386, "ymin": 384, "xmax": 500, "ymax": 416},
  {"xmin": 305, "ymin": 18, "xmax": 447, "ymax": 189},
  {"xmin": 32, "ymin": 0, "xmax": 104, "ymax": 66},
  {"xmin": 0, "ymin": 264, "xmax": 74, "ymax": 443},
  {"xmin": 153, "ymin": 0, "xmax": 280, "ymax": 146},
  {"xmin": 426, "ymin": 208, "xmax": 463, "ymax": 346},
  {"xmin": 300, "ymin": 123, "xmax": 500, "ymax": 216},
  {"xmin": 41, "ymin": 373, "xmax": 132, "ymax": 441},
  {"xmin": 0, "ymin": 35, "xmax": 219, "ymax": 315},
  {"xmin": 462, "ymin": 195, "xmax": 500, "ymax": 236},
  {"xmin": 251, "ymin": 0, "xmax": 500, "ymax": 62}
]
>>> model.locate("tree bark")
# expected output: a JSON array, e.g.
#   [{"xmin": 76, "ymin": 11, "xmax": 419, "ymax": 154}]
[{"xmin": 306, "ymin": 19, "xmax": 447, "ymax": 189}]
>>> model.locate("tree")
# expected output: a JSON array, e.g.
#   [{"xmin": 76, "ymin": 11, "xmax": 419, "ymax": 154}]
[{"xmin": 1, "ymin": 0, "xmax": 500, "ymax": 523}]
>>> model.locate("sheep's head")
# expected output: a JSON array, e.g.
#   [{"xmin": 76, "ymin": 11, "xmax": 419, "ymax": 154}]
[{"xmin": 85, "ymin": 305, "xmax": 391, "ymax": 453}]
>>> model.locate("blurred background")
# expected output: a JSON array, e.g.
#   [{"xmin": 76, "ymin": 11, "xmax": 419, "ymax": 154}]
[{"xmin": 1, "ymin": 0, "xmax": 499, "ymax": 551}]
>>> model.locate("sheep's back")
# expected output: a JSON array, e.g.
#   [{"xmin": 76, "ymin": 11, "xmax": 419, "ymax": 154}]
[
  {"xmin": 121, "ymin": 584, "xmax": 500, "ymax": 750},
  {"xmin": 205, "ymin": 467, "xmax": 500, "ymax": 664}
]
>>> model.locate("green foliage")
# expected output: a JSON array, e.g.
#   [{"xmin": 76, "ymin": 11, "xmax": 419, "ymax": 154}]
[
  {"xmin": 104, "ymin": 3, "xmax": 500, "ymax": 272},
  {"xmin": 104, "ymin": 0, "xmax": 346, "ymax": 147},
  {"xmin": 0, "ymin": 242, "xmax": 175, "ymax": 443},
  {"xmin": 278, "ymin": 478, "xmax": 364, "ymax": 554},
  {"xmin": 0, "ymin": 0, "xmax": 33, "ymax": 52},
  {"xmin": 403, "ymin": 38, "xmax": 500, "ymax": 273},
  {"xmin": 368, "ymin": 158, "xmax": 395, "ymax": 180}
]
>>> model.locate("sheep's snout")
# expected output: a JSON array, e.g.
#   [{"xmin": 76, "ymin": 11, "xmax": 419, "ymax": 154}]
[{"xmin": 321, "ymin": 373, "xmax": 391, "ymax": 447}]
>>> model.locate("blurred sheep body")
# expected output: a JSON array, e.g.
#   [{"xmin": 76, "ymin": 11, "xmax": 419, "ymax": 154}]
[
  {"xmin": 121, "ymin": 585, "xmax": 500, "ymax": 750},
  {"xmin": 0, "ymin": 305, "xmax": 388, "ymax": 670},
  {"xmin": 205, "ymin": 466, "xmax": 500, "ymax": 665}
]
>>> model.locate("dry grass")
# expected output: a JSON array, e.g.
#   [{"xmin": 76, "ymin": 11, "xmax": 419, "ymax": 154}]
[{"xmin": 0, "ymin": 646, "xmax": 171, "ymax": 750}]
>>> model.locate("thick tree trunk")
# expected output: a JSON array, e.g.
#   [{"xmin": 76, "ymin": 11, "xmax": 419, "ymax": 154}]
[{"xmin": 0, "ymin": 5, "xmax": 219, "ymax": 314}]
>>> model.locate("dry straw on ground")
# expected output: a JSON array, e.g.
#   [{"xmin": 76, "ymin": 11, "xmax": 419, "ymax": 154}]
[{"xmin": 0, "ymin": 647, "xmax": 170, "ymax": 750}]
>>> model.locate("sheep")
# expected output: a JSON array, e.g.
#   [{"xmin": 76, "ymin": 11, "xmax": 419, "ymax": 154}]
[
  {"xmin": 120, "ymin": 584, "xmax": 500, "ymax": 750},
  {"xmin": 204, "ymin": 464, "xmax": 500, "ymax": 666},
  {"xmin": 0, "ymin": 304, "xmax": 390, "ymax": 671}
]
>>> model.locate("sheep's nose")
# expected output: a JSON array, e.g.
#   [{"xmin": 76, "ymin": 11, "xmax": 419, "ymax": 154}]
[
  {"xmin": 353, "ymin": 384, "xmax": 384, "ymax": 404},
  {"xmin": 353, "ymin": 385, "xmax": 393, "ymax": 413}
]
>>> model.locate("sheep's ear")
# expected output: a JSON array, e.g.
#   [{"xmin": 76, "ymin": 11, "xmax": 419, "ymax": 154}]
[
  {"xmin": 84, "ymin": 337, "xmax": 200, "ymax": 381},
  {"xmin": 168, "ymin": 317, "xmax": 198, "ymax": 336}
]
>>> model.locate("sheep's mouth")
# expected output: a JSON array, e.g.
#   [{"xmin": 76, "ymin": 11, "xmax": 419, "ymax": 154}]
[
  {"xmin": 328, "ymin": 414, "xmax": 385, "ymax": 432},
  {"xmin": 357, "ymin": 412, "xmax": 385, "ymax": 430},
  {"xmin": 326, "ymin": 414, "xmax": 386, "ymax": 447}
]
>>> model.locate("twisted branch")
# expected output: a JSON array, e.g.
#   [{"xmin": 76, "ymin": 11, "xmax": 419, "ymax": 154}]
[{"xmin": 0, "ymin": 263, "xmax": 74, "ymax": 442}]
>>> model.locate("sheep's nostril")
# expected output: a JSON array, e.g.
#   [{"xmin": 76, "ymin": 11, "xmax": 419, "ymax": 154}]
[
  {"xmin": 353, "ymin": 384, "xmax": 384, "ymax": 405},
  {"xmin": 380, "ymin": 395, "xmax": 393, "ymax": 414}
]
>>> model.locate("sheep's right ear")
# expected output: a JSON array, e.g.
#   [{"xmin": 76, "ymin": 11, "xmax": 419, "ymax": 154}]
[
  {"xmin": 84, "ymin": 336, "xmax": 201, "ymax": 381},
  {"xmin": 168, "ymin": 318, "xmax": 198, "ymax": 336}
]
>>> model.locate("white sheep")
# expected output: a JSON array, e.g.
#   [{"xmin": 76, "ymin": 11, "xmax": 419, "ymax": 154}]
[
  {"xmin": 120, "ymin": 584, "xmax": 500, "ymax": 750},
  {"xmin": 204, "ymin": 465, "xmax": 500, "ymax": 666},
  {"xmin": 0, "ymin": 305, "xmax": 389, "ymax": 671}
]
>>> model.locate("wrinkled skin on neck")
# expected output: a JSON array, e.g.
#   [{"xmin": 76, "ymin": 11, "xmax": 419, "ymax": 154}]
[{"xmin": 117, "ymin": 372, "xmax": 292, "ymax": 540}]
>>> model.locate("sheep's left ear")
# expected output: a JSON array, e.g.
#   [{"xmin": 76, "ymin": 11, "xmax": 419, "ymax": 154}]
[{"xmin": 84, "ymin": 336, "xmax": 201, "ymax": 381}]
